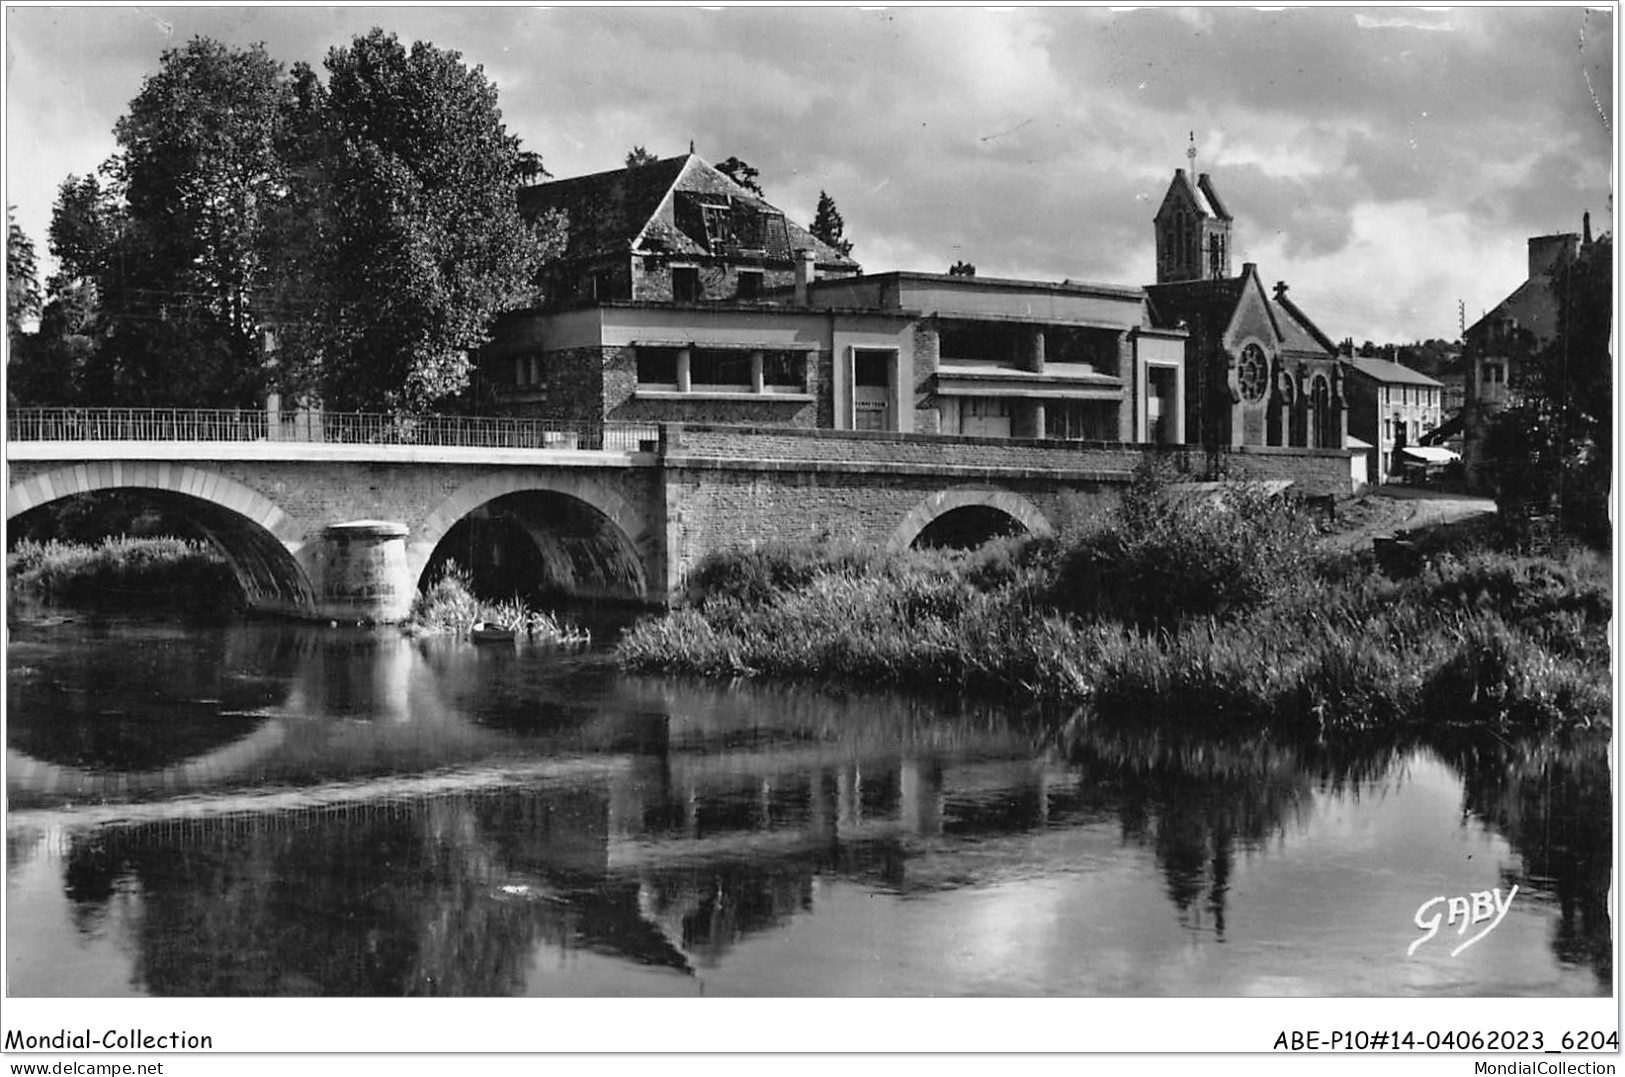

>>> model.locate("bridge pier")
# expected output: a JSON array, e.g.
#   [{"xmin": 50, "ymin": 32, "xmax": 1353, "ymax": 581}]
[{"xmin": 308, "ymin": 521, "xmax": 415, "ymax": 623}]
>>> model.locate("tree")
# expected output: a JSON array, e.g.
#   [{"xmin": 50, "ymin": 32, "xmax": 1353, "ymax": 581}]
[
  {"xmin": 101, "ymin": 37, "xmax": 294, "ymax": 405},
  {"xmin": 948, "ymin": 260, "xmax": 976, "ymax": 277},
  {"xmin": 1484, "ymin": 232, "xmax": 1612, "ymax": 538},
  {"xmin": 716, "ymin": 156, "xmax": 763, "ymax": 196},
  {"xmin": 309, "ymin": 28, "xmax": 562, "ymax": 412},
  {"xmin": 809, "ymin": 190, "xmax": 853, "ymax": 257},
  {"xmin": 625, "ymin": 145, "xmax": 658, "ymax": 169},
  {"xmin": 7, "ymin": 208, "xmax": 42, "ymax": 336},
  {"xmin": 515, "ymin": 151, "xmax": 551, "ymax": 186}
]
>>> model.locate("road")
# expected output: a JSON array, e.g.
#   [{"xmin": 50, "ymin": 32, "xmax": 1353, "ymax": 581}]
[{"xmin": 1321, "ymin": 486, "xmax": 1497, "ymax": 551}]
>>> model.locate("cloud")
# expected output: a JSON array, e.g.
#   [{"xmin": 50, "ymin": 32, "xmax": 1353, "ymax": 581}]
[{"xmin": 2, "ymin": 5, "xmax": 1611, "ymax": 345}]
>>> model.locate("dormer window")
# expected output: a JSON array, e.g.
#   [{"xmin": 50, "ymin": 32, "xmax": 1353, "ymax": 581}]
[{"xmin": 700, "ymin": 202, "xmax": 732, "ymax": 249}]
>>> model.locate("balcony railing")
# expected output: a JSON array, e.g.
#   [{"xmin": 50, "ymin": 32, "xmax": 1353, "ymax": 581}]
[{"xmin": 5, "ymin": 408, "xmax": 660, "ymax": 453}]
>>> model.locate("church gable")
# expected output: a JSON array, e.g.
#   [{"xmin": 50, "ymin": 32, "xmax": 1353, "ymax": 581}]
[{"xmin": 1221, "ymin": 269, "xmax": 1280, "ymax": 356}]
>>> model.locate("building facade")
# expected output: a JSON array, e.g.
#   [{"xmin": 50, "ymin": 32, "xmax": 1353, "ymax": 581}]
[
  {"xmin": 1460, "ymin": 224, "xmax": 1588, "ymax": 491},
  {"xmin": 1341, "ymin": 355, "xmax": 1445, "ymax": 482},
  {"xmin": 483, "ymin": 154, "xmax": 1190, "ymax": 445}
]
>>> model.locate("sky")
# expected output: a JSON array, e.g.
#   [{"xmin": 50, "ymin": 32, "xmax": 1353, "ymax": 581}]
[{"xmin": 2, "ymin": 5, "xmax": 1615, "ymax": 344}]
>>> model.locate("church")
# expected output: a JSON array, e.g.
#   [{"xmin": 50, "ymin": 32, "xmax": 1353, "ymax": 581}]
[{"xmin": 1143, "ymin": 160, "xmax": 1348, "ymax": 455}]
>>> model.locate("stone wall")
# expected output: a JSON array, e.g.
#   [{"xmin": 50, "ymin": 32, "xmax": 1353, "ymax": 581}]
[{"xmin": 659, "ymin": 465, "xmax": 1122, "ymax": 593}]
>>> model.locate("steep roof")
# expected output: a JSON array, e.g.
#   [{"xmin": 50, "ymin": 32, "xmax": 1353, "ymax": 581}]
[
  {"xmin": 1270, "ymin": 290, "xmax": 1339, "ymax": 356},
  {"xmin": 1342, "ymin": 355, "xmax": 1444, "ymax": 388},
  {"xmin": 1464, "ymin": 276, "xmax": 1562, "ymax": 345},
  {"xmin": 1154, "ymin": 169, "xmax": 1233, "ymax": 223},
  {"xmin": 517, "ymin": 153, "xmax": 858, "ymax": 271}
]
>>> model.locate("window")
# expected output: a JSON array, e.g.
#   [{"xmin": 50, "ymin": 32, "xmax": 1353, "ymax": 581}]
[
  {"xmin": 737, "ymin": 270, "xmax": 764, "ymax": 300},
  {"xmin": 763, "ymin": 350, "xmax": 804, "ymax": 392},
  {"xmin": 636, "ymin": 348, "xmax": 680, "ymax": 389},
  {"xmin": 856, "ymin": 351, "xmax": 891, "ymax": 387},
  {"xmin": 700, "ymin": 203, "xmax": 732, "ymax": 249},
  {"xmin": 853, "ymin": 349, "xmax": 896, "ymax": 431},
  {"xmin": 672, "ymin": 267, "xmax": 700, "ymax": 302},
  {"xmin": 1049, "ymin": 401, "xmax": 1110, "ymax": 441},
  {"xmin": 691, "ymin": 349, "xmax": 752, "ymax": 392}
]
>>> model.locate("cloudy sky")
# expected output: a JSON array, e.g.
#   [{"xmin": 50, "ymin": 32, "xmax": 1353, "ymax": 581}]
[{"xmin": 4, "ymin": 5, "xmax": 1614, "ymax": 343}]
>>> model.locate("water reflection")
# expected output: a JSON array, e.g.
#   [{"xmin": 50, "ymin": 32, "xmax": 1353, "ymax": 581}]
[{"xmin": 5, "ymin": 614, "xmax": 1611, "ymax": 996}]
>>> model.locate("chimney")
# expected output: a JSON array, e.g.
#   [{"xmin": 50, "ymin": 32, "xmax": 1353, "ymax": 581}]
[
  {"xmin": 794, "ymin": 248, "xmax": 817, "ymax": 305},
  {"xmin": 1583, "ymin": 211, "xmax": 1593, "ymax": 245},
  {"xmin": 1528, "ymin": 233, "xmax": 1580, "ymax": 279}
]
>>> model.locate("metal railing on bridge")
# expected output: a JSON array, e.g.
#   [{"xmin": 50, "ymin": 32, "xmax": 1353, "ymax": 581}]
[{"xmin": 5, "ymin": 408, "xmax": 660, "ymax": 453}]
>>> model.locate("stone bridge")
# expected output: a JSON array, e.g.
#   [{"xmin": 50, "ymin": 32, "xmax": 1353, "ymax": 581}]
[{"xmin": 5, "ymin": 409, "xmax": 1356, "ymax": 621}]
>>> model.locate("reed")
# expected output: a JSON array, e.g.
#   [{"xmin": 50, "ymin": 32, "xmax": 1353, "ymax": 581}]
[
  {"xmin": 8, "ymin": 536, "xmax": 237, "ymax": 606},
  {"xmin": 619, "ymin": 478, "xmax": 1611, "ymax": 737},
  {"xmin": 405, "ymin": 562, "xmax": 589, "ymax": 644}
]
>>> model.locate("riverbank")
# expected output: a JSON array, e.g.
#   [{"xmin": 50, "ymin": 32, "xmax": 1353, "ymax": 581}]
[
  {"xmin": 619, "ymin": 474, "xmax": 1611, "ymax": 736},
  {"xmin": 8, "ymin": 536, "xmax": 239, "ymax": 608}
]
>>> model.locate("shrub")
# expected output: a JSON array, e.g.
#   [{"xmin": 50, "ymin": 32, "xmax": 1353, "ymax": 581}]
[{"xmin": 1048, "ymin": 460, "xmax": 1318, "ymax": 629}]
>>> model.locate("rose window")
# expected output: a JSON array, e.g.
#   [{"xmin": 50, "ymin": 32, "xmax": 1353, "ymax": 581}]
[{"xmin": 1237, "ymin": 344, "xmax": 1269, "ymax": 403}]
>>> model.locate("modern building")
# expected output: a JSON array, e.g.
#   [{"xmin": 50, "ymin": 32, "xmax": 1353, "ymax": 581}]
[
  {"xmin": 1143, "ymin": 168, "xmax": 1348, "ymax": 454},
  {"xmin": 805, "ymin": 272, "xmax": 1187, "ymax": 443},
  {"xmin": 1341, "ymin": 354, "xmax": 1445, "ymax": 483}
]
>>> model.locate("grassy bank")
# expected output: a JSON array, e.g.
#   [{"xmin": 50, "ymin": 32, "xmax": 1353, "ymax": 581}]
[
  {"xmin": 8, "ymin": 536, "xmax": 239, "ymax": 607},
  {"xmin": 405, "ymin": 563, "xmax": 590, "ymax": 644},
  {"xmin": 619, "ymin": 471, "xmax": 1611, "ymax": 736}
]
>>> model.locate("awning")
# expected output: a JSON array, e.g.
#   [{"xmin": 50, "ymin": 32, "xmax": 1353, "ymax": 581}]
[{"xmin": 1401, "ymin": 446, "xmax": 1459, "ymax": 464}]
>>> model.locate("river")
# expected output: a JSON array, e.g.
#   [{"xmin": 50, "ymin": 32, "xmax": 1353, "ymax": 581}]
[{"xmin": 4, "ymin": 609, "xmax": 1611, "ymax": 997}]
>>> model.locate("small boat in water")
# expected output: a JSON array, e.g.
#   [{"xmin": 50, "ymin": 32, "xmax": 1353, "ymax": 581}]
[{"xmin": 470, "ymin": 622, "xmax": 517, "ymax": 643}]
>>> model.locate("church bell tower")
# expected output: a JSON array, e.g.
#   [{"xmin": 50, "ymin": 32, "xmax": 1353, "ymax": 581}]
[{"xmin": 1153, "ymin": 135, "xmax": 1234, "ymax": 284}]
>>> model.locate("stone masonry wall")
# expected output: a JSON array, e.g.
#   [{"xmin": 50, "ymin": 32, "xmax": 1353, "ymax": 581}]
[{"xmin": 660, "ymin": 466, "xmax": 1122, "ymax": 593}]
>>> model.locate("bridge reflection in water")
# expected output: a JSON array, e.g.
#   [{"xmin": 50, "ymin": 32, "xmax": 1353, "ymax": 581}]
[{"xmin": 4, "ymin": 616, "xmax": 1611, "ymax": 997}]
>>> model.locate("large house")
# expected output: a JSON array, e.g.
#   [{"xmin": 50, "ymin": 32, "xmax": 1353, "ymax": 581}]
[
  {"xmin": 1143, "ymin": 169, "xmax": 1348, "ymax": 454},
  {"xmin": 1341, "ymin": 354, "xmax": 1445, "ymax": 483},
  {"xmin": 1459, "ymin": 219, "xmax": 1592, "ymax": 490}
]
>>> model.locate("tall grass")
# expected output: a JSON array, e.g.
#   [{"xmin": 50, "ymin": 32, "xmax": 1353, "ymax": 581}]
[
  {"xmin": 619, "ymin": 468, "xmax": 1612, "ymax": 737},
  {"xmin": 8, "ymin": 536, "xmax": 238, "ymax": 606},
  {"xmin": 406, "ymin": 562, "xmax": 589, "ymax": 644}
]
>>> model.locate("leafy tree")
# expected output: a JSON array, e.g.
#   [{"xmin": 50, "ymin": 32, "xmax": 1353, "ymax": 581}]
[
  {"xmin": 948, "ymin": 260, "xmax": 976, "ymax": 277},
  {"xmin": 310, "ymin": 28, "xmax": 562, "ymax": 412},
  {"xmin": 716, "ymin": 156, "xmax": 763, "ymax": 196},
  {"xmin": 515, "ymin": 151, "xmax": 551, "ymax": 186},
  {"xmin": 625, "ymin": 145, "xmax": 658, "ymax": 168},
  {"xmin": 1484, "ymin": 232, "xmax": 1612, "ymax": 539},
  {"xmin": 809, "ymin": 190, "xmax": 853, "ymax": 258},
  {"xmin": 95, "ymin": 38, "xmax": 294, "ymax": 406},
  {"xmin": 7, "ymin": 208, "xmax": 42, "ymax": 336}
]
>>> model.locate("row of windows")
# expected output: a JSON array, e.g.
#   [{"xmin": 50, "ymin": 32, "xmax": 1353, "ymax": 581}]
[
  {"xmin": 636, "ymin": 347, "xmax": 807, "ymax": 393},
  {"xmin": 671, "ymin": 266, "xmax": 764, "ymax": 303},
  {"xmin": 1382, "ymin": 385, "xmax": 1442, "ymax": 406}
]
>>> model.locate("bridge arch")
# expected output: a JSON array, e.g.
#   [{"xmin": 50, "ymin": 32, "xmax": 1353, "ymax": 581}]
[
  {"xmin": 887, "ymin": 488, "xmax": 1054, "ymax": 551},
  {"xmin": 413, "ymin": 471, "xmax": 657, "ymax": 600},
  {"xmin": 6, "ymin": 462, "xmax": 314, "ymax": 612}
]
